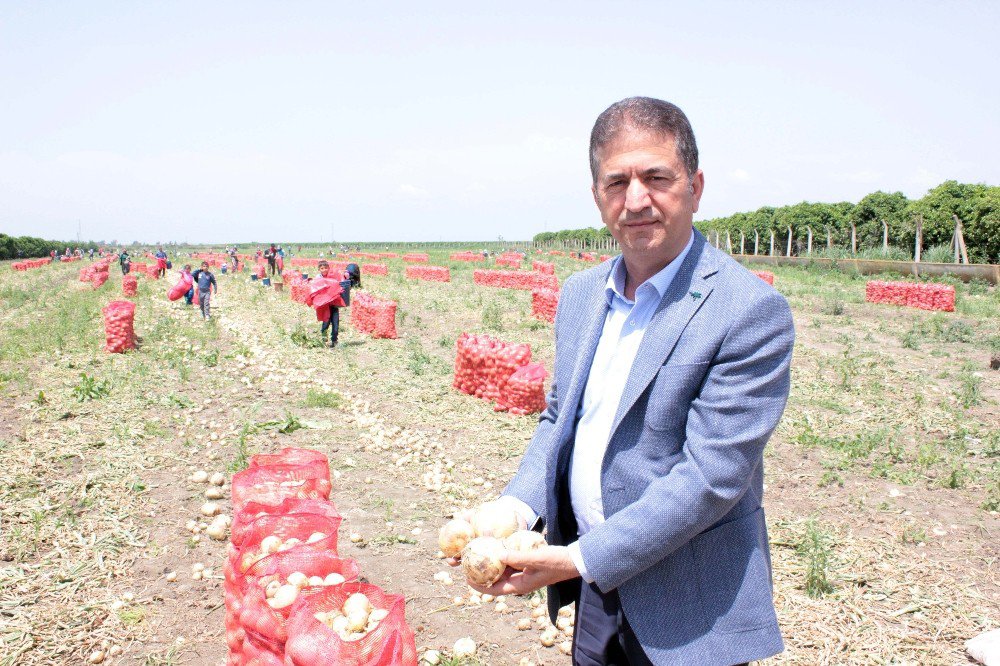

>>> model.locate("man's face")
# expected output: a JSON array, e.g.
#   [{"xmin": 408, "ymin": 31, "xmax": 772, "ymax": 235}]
[
  {"xmin": 201, "ymin": 263, "xmax": 209, "ymax": 270},
  {"xmin": 591, "ymin": 127, "xmax": 704, "ymax": 268}
]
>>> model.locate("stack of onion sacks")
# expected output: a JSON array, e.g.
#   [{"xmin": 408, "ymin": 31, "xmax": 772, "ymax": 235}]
[{"xmin": 438, "ymin": 502, "xmax": 546, "ymax": 587}]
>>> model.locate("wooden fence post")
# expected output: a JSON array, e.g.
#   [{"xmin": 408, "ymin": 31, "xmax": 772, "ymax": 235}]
[
  {"xmin": 826, "ymin": 227, "xmax": 832, "ymax": 250},
  {"xmin": 740, "ymin": 231, "xmax": 745, "ymax": 255},
  {"xmin": 882, "ymin": 219, "xmax": 889, "ymax": 252},
  {"xmin": 786, "ymin": 226, "xmax": 793, "ymax": 257},
  {"xmin": 769, "ymin": 230, "xmax": 775, "ymax": 257},
  {"xmin": 914, "ymin": 215, "xmax": 923, "ymax": 263},
  {"xmin": 850, "ymin": 223, "xmax": 857, "ymax": 254},
  {"xmin": 754, "ymin": 230, "xmax": 759, "ymax": 255},
  {"xmin": 952, "ymin": 214, "xmax": 969, "ymax": 264},
  {"xmin": 807, "ymin": 226, "xmax": 813, "ymax": 255}
]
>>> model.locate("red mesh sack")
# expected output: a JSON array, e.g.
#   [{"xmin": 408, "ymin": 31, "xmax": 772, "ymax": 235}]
[
  {"xmin": 350, "ymin": 293, "xmax": 398, "ymax": 339},
  {"xmin": 361, "ymin": 263, "xmax": 388, "ymax": 276},
  {"xmin": 600, "ymin": 254, "xmax": 611, "ymax": 262},
  {"xmin": 306, "ymin": 277, "xmax": 344, "ymax": 308},
  {"xmin": 250, "ymin": 447, "xmax": 329, "ymax": 470},
  {"xmin": 285, "ymin": 583, "xmax": 417, "ymax": 666},
  {"xmin": 225, "ymin": 514, "xmax": 347, "ymax": 663},
  {"xmin": 531, "ymin": 260, "xmax": 554, "ymax": 274},
  {"xmin": 91, "ymin": 271, "xmax": 110, "ymax": 289},
  {"xmin": 239, "ymin": 549, "xmax": 360, "ymax": 648},
  {"xmin": 232, "ymin": 498, "xmax": 343, "ymax": 549},
  {"xmin": 531, "ymin": 288, "xmax": 559, "ymax": 323},
  {"xmin": 450, "ymin": 252, "xmax": 484, "ymax": 262},
  {"xmin": 231, "ymin": 463, "xmax": 332, "ymax": 512},
  {"xmin": 122, "ymin": 275, "xmax": 138, "ymax": 296},
  {"xmin": 453, "ymin": 333, "xmax": 531, "ymax": 404},
  {"xmin": 495, "ymin": 362, "xmax": 548, "ymax": 415},
  {"xmin": 865, "ymin": 280, "xmax": 955, "ymax": 312},
  {"xmin": 401, "ymin": 253, "xmax": 428, "ymax": 263},
  {"xmin": 473, "ymin": 269, "xmax": 558, "ymax": 291},
  {"xmin": 404, "ymin": 265, "xmax": 450, "ymax": 282},
  {"xmin": 102, "ymin": 300, "xmax": 137, "ymax": 353},
  {"xmin": 228, "ymin": 512, "xmax": 343, "ymax": 584},
  {"xmin": 257, "ymin": 264, "xmax": 267, "ymax": 279},
  {"xmin": 168, "ymin": 274, "xmax": 193, "ymax": 301},
  {"xmin": 753, "ymin": 271, "xmax": 775, "ymax": 285}
]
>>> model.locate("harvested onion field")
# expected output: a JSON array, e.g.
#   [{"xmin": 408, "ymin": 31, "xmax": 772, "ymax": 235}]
[{"xmin": 1, "ymin": 252, "xmax": 998, "ymax": 665}]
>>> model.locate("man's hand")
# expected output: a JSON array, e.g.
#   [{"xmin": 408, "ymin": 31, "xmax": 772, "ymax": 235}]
[{"xmin": 467, "ymin": 545, "xmax": 580, "ymax": 596}]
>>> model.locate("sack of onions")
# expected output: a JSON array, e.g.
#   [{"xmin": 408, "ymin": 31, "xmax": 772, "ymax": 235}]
[{"xmin": 284, "ymin": 583, "xmax": 417, "ymax": 666}]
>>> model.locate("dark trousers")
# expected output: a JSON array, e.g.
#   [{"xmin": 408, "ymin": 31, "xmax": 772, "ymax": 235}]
[
  {"xmin": 321, "ymin": 307, "xmax": 340, "ymax": 344},
  {"xmin": 573, "ymin": 582, "xmax": 749, "ymax": 665},
  {"xmin": 572, "ymin": 583, "xmax": 653, "ymax": 666}
]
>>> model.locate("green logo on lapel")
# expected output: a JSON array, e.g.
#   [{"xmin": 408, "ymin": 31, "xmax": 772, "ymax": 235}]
[{"xmin": 690, "ymin": 291, "xmax": 702, "ymax": 300}]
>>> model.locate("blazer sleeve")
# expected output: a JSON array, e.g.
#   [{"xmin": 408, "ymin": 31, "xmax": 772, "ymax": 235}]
[{"xmin": 578, "ymin": 290, "xmax": 794, "ymax": 592}]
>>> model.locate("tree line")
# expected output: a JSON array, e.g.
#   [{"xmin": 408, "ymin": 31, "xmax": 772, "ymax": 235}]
[
  {"xmin": 533, "ymin": 181, "xmax": 999, "ymax": 264},
  {"xmin": 0, "ymin": 234, "xmax": 101, "ymax": 260}
]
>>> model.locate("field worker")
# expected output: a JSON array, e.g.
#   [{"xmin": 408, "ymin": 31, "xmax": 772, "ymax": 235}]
[
  {"xmin": 468, "ymin": 97, "xmax": 794, "ymax": 666},
  {"xmin": 312, "ymin": 260, "xmax": 347, "ymax": 348},
  {"xmin": 119, "ymin": 249, "xmax": 131, "ymax": 275},
  {"xmin": 191, "ymin": 261, "xmax": 218, "ymax": 320},
  {"xmin": 180, "ymin": 264, "xmax": 195, "ymax": 306},
  {"xmin": 265, "ymin": 244, "xmax": 278, "ymax": 275},
  {"xmin": 154, "ymin": 246, "xmax": 168, "ymax": 278}
]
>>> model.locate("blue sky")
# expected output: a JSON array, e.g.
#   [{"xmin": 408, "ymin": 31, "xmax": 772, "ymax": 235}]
[{"xmin": 2, "ymin": 1, "xmax": 997, "ymax": 244}]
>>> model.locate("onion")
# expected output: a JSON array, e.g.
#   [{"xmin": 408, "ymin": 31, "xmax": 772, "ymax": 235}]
[
  {"xmin": 453, "ymin": 638, "xmax": 476, "ymax": 659},
  {"xmin": 342, "ymin": 592, "xmax": 372, "ymax": 617},
  {"xmin": 345, "ymin": 609, "xmax": 368, "ymax": 633},
  {"xmin": 260, "ymin": 536, "xmax": 281, "ymax": 554},
  {"xmin": 470, "ymin": 502, "xmax": 519, "ymax": 539},
  {"xmin": 461, "ymin": 537, "xmax": 506, "ymax": 586},
  {"xmin": 438, "ymin": 519, "xmax": 475, "ymax": 558},
  {"xmin": 503, "ymin": 530, "xmax": 545, "ymax": 553},
  {"xmin": 267, "ymin": 584, "xmax": 298, "ymax": 609},
  {"xmin": 324, "ymin": 572, "xmax": 345, "ymax": 586}
]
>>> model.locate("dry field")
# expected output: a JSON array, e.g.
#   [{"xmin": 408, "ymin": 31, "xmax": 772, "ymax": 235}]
[{"xmin": 0, "ymin": 253, "xmax": 997, "ymax": 666}]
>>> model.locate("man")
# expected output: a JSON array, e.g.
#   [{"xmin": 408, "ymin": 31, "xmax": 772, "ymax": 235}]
[
  {"xmin": 477, "ymin": 98, "xmax": 794, "ymax": 665},
  {"xmin": 119, "ymin": 249, "xmax": 131, "ymax": 275},
  {"xmin": 265, "ymin": 244, "xmax": 278, "ymax": 276},
  {"xmin": 154, "ymin": 247, "xmax": 168, "ymax": 278},
  {"xmin": 310, "ymin": 260, "xmax": 347, "ymax": 347},
  {"xmin": 191, "ymin": 261, "xmax": 218, "ymax": 320}
]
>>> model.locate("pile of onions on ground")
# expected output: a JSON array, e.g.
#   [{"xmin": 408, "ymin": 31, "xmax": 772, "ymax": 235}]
[{"xmin": 439, "ymin": 502, "xmax": 546, "ymax": 587}]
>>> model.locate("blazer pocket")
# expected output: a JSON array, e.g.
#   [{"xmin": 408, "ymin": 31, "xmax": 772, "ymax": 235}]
[
  {"xmin": 643, "ymin": 363, "xmax": 710, "ymax": 432},
  {"xmin": 692, "ymin": 508, "xmax": 778, "ymax": 634}
]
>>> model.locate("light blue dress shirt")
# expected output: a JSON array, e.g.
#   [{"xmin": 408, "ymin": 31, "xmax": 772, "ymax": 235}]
[{"xmin": 566, "ymin": 232, "xmax": 694, "ymax": 581}]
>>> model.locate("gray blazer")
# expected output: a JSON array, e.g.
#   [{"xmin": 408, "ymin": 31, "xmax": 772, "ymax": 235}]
[{"xmin": 505, "ymin": 230, "xmax": 793, "ymax": 665}]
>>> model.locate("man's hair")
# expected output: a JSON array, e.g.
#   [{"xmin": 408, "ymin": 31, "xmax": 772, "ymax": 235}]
[
  {"xmin": 589, "ymin": 96, "xmax": 699, "ymax": 182},
  {"xmin": 317, "ymin": 260, "xmax": 329, "ymax": 269},
  {"xmin": 201, "ymin": 261, "xmax": 209, "ymax": 268}
]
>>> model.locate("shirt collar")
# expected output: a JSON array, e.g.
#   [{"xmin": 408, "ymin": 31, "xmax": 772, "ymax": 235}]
[{"xmin": 605, "ymin": 230, "xmax": 695, "ymax": 305}]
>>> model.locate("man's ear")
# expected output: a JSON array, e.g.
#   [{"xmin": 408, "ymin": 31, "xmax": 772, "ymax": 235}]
[
  {"xmin": 690, "ymin": 169, "xmax": 705, "ymax": 214},
  {"xmin": 591, "ymin": 183, "xmax": 599, "ymax": 208}
]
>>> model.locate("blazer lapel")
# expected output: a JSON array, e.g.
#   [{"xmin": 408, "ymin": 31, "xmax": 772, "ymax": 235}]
[
  {"xmin": 560, "ymin": 269, "xmax": 612, "ymax": 431},
  {"xmin": 610, "ymin": 232, "xmax": 719, "ymax": 436}
]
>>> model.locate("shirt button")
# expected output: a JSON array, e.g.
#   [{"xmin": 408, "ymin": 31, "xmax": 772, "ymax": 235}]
[{"xmin": 629, "ymin": 320, "xmax": 636, "ymax": 326}]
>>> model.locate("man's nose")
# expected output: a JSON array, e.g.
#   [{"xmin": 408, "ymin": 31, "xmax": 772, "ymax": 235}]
[{"xmin": 624, "ymin": 178, "xmax": 651, "ymax": 211}]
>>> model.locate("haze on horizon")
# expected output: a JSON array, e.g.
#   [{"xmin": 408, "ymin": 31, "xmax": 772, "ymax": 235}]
[{"xmin": 2, "ymin": 1, "xmax": 998, "ymax": 245}]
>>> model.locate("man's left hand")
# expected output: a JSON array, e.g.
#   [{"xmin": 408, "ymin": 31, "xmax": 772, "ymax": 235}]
[{"xmin": 468, "ymin": 545, "xmax": 580, "ymax": 596}]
